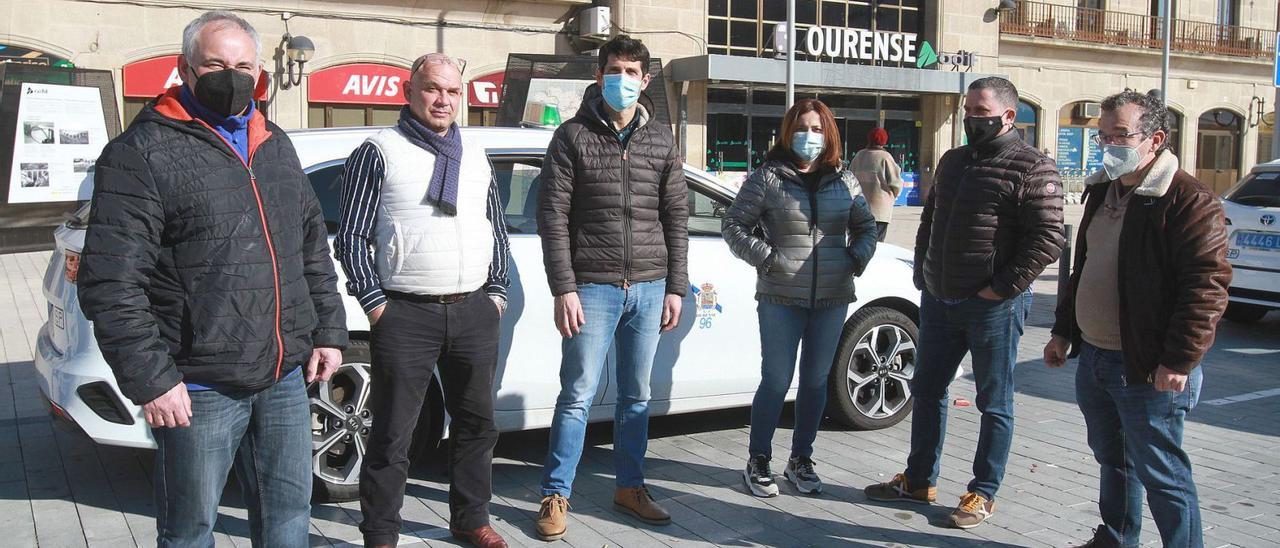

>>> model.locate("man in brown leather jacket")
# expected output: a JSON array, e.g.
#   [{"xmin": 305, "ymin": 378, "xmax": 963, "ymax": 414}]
[{"xmin": 1044, "ymin": 90, "xmax": 1231, "ymax": 548}]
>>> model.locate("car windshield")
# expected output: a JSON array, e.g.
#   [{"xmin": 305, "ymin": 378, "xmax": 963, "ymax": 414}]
[{"xmin": 1225, "ymin": 171, "xmax": 1280, "ymax": 207}]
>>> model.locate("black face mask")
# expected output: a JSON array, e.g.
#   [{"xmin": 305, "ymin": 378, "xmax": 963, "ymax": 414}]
[
  {"xmin": 963, "ymin": 115, "xmax": 1006, "ymax": 147},
  {"xmin": 192, "ymin": 68, "xmax": 255, "ymax": 117}
]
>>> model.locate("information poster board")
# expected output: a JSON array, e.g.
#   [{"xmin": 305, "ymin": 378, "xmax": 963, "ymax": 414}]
[
  {"xmin": 1056, "ymin": 127, "xmax": 1083, "ymax": 170},
  {"xmin": 521, "ymin": 78, "xmax": 593, "ymax": 127},
  {"xmin": 1084, "ymin": 128, "xmax": 1104, "ymax": 173},
  {"xmin": 7, "ymin": 83, "xmax": 109, "ymax": 203}
]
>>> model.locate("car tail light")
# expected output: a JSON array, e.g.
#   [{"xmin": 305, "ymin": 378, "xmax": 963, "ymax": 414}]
[
  {"xmin": 64, "ymin": 250, "xmax": 80, "ymax": 283},
  {"xmin": 77, "ymin": 382, "xmax": 135, "ymax": 425}
]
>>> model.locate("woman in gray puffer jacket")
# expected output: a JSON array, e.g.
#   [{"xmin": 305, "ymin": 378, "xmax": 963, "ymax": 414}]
[{"xmin": 722, "ymin": 99, "xmax": 878, "ymax": 498}]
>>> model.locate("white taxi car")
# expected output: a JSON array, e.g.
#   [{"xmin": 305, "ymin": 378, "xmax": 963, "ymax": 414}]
[
  {"xmin": 35, "ymin": 126, "xmax": 921, "ymax": 501},
  {"xmin": 1221, "ymin": 159, "xmax": 1280, "ymax": 323}
]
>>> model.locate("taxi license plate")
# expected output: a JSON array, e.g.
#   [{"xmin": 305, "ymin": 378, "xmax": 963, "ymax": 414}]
[{"xmin": 1235, "ymin": 231, "xmax": 1280, "ymax": 251}]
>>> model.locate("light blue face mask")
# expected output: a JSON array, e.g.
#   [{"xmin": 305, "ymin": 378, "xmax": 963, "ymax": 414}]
[
  {"xmin": 791, "ymin": 131, "xmax": 825, "ymax": 163},
  {"xmin": 602, "ymin": 73, "xmax": 643, "ymax": 112},
  {"xmin": 1102, "ymin": 140, "xmax": 1149, "ymax": 180}
]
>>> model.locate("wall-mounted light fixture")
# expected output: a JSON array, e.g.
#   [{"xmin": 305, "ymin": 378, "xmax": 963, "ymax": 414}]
[{"xmin": 278, "ymin": 12, "xmax": 314, "ymax": 90}]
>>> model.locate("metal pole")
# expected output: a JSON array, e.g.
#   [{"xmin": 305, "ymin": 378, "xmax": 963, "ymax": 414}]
[
  {"xmin": 1159, "ymin": 0, "xmax": 1171, "ymax": 105},
  {"xmin": 786, "ymin": 0, "xmax": 795, "ymax": 108}
]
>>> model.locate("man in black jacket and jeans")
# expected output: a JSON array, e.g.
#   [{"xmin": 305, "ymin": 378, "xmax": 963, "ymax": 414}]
[
  {"xmin": 533, "ymin": 36, "xmax": 689, "ymax": 542},
  {"xmin": 78, "ymin": 11, "xmax": 347, "ymax": 547},
  {"xmin": 865, "ymin": 77, "xmax": 1064, "ymax": 529}
]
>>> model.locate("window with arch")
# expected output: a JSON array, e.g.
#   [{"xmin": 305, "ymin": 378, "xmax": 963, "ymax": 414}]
[
  {"xmin": 1015, "ymin": 99, "xmax": 1039, "ymax": 148},
  {"xmin": 1197, "ymin": 108, "xmax": 1243, "ymax": 195}
]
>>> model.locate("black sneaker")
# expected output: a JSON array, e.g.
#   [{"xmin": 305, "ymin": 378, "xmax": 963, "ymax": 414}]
[
  {"xmin": 785, "ymin": 455, "xmax": 822, "ymax": 494},
  {"xmin": 743, "ymin": 455, "xmax": 779, "ymax": 497},
  {"xmin": 1074, "ymin": 525, "xmax": 1120, "ymax": 548}
]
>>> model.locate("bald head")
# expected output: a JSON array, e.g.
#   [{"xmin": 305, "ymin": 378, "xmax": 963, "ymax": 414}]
[{"xmin": 404, "ymin": 54, "xmax": 464, "ymax": 135}]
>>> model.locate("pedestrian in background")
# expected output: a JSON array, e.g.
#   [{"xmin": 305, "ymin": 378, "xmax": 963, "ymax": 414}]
[
  {"xmin": 850, "ymin": 127, "xmax": 903, "ymax": 242},
  {"xmin": 723, "ymin": 98, "xmax": 878, "ymax": 498}
]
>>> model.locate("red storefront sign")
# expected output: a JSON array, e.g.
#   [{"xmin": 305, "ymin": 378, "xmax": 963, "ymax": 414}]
[
  {"xmin": 123, "ymin": 54, "xmax": 270, "ymax": 101},
  {"xmin": 468, "ymin": 72, "xmax": 505, "ymax": 108},
  {"xmin": 123, "ymin": 55, "xmax": 183, "ymax": 98},
  {"xmin": 308, "ymin": 63, "xmax": 410, "ymax": 105}
]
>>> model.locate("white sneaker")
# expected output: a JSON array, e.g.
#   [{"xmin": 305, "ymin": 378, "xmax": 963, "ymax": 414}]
[
  {"xmin": 744, "ymin": 455, "xmax": 779, "ymax": 497},
  {"xmin": 785, "ymin": 456, "xmax": 823, "ymax": 494}
]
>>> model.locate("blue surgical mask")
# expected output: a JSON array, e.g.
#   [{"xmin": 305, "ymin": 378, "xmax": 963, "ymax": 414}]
[
  {"xmin": 1102, "ymin": 141, "xmax": 1147, "ymax": 180},
  {"xmin": 791, "ymin": 131, "xmax": 824, "ymax": 163},
  {"xmin": 602, "ymin": 73, "xmax": 643, "ymax": 112}
]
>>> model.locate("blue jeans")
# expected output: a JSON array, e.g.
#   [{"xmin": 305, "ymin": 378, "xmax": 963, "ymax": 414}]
[
  {"xmin": 749, "ymin": 301, "xmax": 848, "ymax": 459},
  {"xmin": 153, "ymin": 369, "xmax": 312, "ymax": 548},
  {"xmin": 541, "ymin": 280, "xmax": 666, "ymax": 497},
  {"xmin": 1076, "ymin": 342, "xmax": 1204, "ymax": 548},
  {"xmin": 905, "ymin": 289, "xmax": 1032, "ymax": 500}
]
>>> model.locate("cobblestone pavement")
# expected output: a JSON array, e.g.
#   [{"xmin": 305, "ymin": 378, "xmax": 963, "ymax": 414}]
[{"xmin": 3, "ymin": 206, "xmax": 1277, "ymax": 547}]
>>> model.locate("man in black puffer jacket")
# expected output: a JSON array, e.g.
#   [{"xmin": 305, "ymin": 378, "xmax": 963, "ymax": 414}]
[
  {"xmin": 534, "ymin": 36, "xmax": 688, "ymax": 541},
  {"xmin": 866, "ymin": 77, "xmax": 1064, "ymax": 530},
  {"xmin": 77, "ymin": 11, "xmax": 346, "ymax": 547}
]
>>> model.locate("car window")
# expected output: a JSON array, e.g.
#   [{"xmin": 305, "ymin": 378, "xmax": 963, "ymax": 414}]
[
  {"xmin": 686, "ymin": 173, "xmax": 730, "ymax": 237},
  {"xmin": 307, "ymin": 163, "xmax": 344, "ymax": 234},
  {"xmin": 491, "ymin": 157, "xmax": 543, "ymax": 234},
  {"xmin": 1225, "ymin": 171, "xmax": 1280, "ymax": 208}
]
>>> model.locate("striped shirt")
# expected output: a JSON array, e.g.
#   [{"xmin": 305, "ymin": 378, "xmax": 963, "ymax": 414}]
[{"xmin": 334, "ymin": 141, "xmax": 510, "ymax": 314}]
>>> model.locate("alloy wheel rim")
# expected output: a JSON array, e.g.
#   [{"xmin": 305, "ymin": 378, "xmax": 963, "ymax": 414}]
[
  {"xmin": 845, "ymin": 323, "xmax": 916, "ymax": 419},
  {"xmin": 309, "ymin": 361, "xmax": 373, "ymax": 486}
]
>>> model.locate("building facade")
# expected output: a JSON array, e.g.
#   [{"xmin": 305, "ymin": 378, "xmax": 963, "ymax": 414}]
[{"xmin": 1, "ymin": 0, "xmax": 1274, "ymax": 196}]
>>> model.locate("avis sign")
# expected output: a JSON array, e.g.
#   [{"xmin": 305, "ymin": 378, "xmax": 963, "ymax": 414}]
[
  {"xmin": 122, "ymin": 55, "xmax": 185, "ymax": 98},
  {"xmin": 308, "ymin": 63, "xmax": 410, "ymax": 105}
]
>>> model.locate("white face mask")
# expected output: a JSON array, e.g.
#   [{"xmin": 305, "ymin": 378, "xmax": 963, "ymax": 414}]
[{"xmin": 1101, "ymin": 138, "xmax": 1149, "ymax": 180}]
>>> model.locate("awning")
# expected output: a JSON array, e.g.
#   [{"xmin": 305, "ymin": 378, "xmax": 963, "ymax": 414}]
[{"xmin": 669, "ymin": 54, "xmax": 1004, "ymax": 95}]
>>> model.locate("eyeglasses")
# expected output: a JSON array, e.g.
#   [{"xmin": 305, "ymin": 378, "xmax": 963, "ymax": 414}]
[
  {"xmin": 1091, "ymin": 130, "xmax": 1147, "ymax": 146},
  {"xmin": 411, "ymin": 53, "xmax": 467, "ymax": 76}
]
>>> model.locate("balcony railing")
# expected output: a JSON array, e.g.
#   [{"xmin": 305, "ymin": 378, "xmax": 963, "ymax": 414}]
[{"xmin": 1000, "ymin": 1, "xmax": 1277, "ymax": 59}]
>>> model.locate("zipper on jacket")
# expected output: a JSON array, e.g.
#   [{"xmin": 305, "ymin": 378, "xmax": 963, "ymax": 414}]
[
  {"xmin": 620, "ymin": 134, "xmax": 632, "ymax": 289},
  {"xmin": 191, "ymin": 119, "xmax": 286, "ymax": 380},
  {"xmin": 808, "ymin": 179, "xmax": 820, "ymax": 307}
]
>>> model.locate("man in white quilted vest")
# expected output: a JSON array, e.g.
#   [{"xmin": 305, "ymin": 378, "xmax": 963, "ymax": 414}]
[{"xmin": 335, "ymin": 52, "xmax": 511, "ymax": 548}]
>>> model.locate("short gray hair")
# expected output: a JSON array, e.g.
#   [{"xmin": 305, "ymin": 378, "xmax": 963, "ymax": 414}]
[
  {"xmin": 1101, "ymin": 90, "xmax": 1169, "ymax": 138},
  {"xmin": 968, "ymin": 77, "xmax": 1019, "ymax": 110},
  {"xmin": 182, "ymin": 10, "xmax": 261, "ymax": 62}
]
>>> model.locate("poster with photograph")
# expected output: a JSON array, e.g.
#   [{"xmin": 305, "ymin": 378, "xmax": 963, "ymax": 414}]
[
  {"xmin": 521, "ymin": 78, "xmax": 593, "ymax": 127},
  {"xmin": 7, "ymin": 83, "xmax": 109, "ymax": 203}
]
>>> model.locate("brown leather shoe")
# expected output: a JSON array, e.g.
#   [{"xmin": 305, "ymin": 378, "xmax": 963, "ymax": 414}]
[
  {"xmin": 612, "ymin": 485, "xmax": 671, "ymax": 525},
  {"xmin": 535, "ymin": 494, "xmax": 569, "ymax": 541},
  {"xmin": 449, "ymin": 525, "xmax": 508, "ymax": 548}
]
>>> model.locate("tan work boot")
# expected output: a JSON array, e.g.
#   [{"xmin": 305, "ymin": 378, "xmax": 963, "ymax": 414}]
[
  {"xmin": 612, "ymin": 486, "xmax": 671, "ymax": 525},
  {"xmin": 863, "ymin": 473, "xmax": 937, "ymax": 504},
  {"xmin": 950, "ymin": 492, "xmax": 996, "ymax": 529},
  {"xmin": 535, "ymin": 494, "xmax": 569, "ymax": 541}
]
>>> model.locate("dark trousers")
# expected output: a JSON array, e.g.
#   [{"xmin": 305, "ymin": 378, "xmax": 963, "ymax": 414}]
[
  {"xmin": 360, "ymin": 289, "xmax": 500, "ymax": 545},
  {"xmin": 875, "ymin": 221, "xmax": 889, "ymax": 242}
]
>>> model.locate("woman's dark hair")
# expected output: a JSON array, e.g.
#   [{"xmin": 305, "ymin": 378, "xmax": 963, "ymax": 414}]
[{"xmin": 767, "ymin": 99, "xmax": 843, "ymax": 173}]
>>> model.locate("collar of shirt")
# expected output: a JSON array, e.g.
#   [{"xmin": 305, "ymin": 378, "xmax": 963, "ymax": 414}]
[{"xmin": 595, "ymin": 100, "xmax": 640, "ymax": 143}]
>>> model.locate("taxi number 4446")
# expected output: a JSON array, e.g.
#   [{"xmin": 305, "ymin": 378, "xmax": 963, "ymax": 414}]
[{"xmin": 1235, "ymin": 231, "xmax": 1280, "ymax": 251}]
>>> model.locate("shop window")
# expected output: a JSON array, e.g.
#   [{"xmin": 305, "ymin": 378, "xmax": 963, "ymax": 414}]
[
  {"xmin": 1056, "ymin": 101, "xmax": 1102, "ymax": 180},
  {"xmin": 468, "ymin": 108, "xmax": 500, "ymax": 127},
  {"xmin": 308, "ymin": 103, "xmax": 400, "ymax": 128},
  {"xmin": 822, "ymin": 1, "xmax": 848, "ymax": 27},
  {"xmin": 711, "ymin": 0, "xmax": 729, "ymax": 17},
  {"xmin": 710, "ymin": 0, "xmax": 920, "ymax": 64},
  {"xmin": 707, "ymin": 113, "xmax": 751, "ymax": 172}
]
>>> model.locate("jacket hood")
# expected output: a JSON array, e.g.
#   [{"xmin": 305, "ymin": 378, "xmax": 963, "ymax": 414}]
[
  {"xmin": 1085, "ymin": 150, "xmax": 1180, "ymax": 198},
  {"xmin": 577, "ymin": 82, "xmax": 656, "ymax": 130}
]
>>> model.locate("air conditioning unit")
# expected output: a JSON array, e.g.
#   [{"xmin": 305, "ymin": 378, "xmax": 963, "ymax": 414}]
[
  {"xmin": 1076, "ymin": 102, "xmax": 1102, "ymax": 119},
  {"xmin": 579, "ymin": 7, "xmax": 611, "ymax": 40}
]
